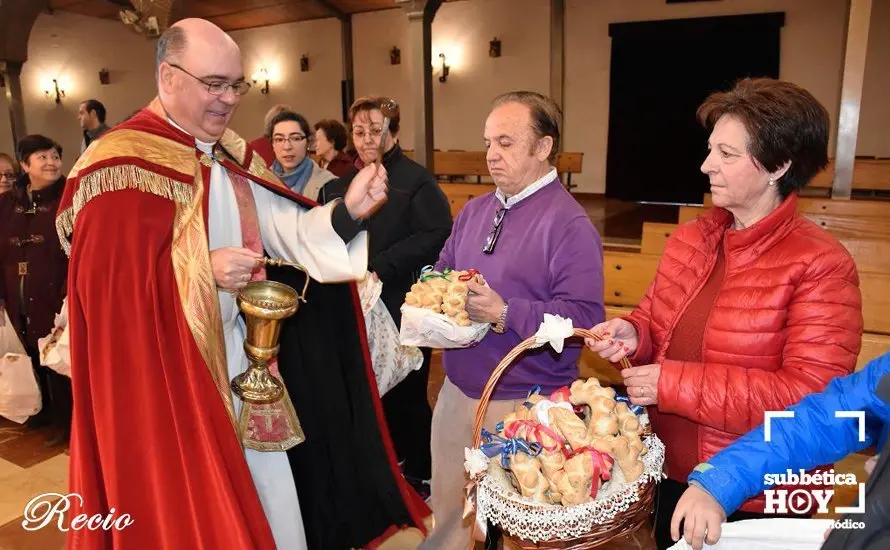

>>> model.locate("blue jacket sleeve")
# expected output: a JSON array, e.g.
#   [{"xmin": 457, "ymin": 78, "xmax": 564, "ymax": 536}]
[{"xmin": 688, "ymin": 354, "xmax": 890, "ymax": 515}]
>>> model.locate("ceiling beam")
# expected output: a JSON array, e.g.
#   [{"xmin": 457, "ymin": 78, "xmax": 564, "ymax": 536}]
[
  {"xmin": 191, "ymin": 0, "xmax": 295, "ymax": 21},
  {"xmin": 311, "ymin": 0, "xmax": 348, "ymax": 22}
]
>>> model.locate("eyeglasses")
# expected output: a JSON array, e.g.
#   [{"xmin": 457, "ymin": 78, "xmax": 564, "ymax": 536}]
[
  {"xmin": 482, "ymin": 207, "xmax": 507, "ymax": 255},
  {"xmin": 272, "ymin": 135, "xmax": 308, "ymax": 146},
  {"xmin": 352, "ymin": 127, "xmax": 384, "ymax": 141},
  {"xmin": 0, "ymin": 172, "xmax": 15, "ymax": 181},
  {"xmin": 168, "ymin": 63, "xmax": 252, "ymax": 96}
]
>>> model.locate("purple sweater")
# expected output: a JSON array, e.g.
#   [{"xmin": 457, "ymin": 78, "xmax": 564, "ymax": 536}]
[{"xmin": 435, "ymin": 178, "xmax": 605, "ymax": 399}]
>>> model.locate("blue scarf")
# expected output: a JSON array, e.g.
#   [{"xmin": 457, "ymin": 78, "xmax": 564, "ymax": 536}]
[{"xmin": 272, "ymin": 157, "xmax": 314, "ymax": 194}]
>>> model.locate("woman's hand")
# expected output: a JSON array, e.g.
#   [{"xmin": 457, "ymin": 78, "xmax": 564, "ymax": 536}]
[
  {"xmin": 584, "ymin": 318, "xmax": 639, "ymax": 363},
  {"xmin": 622, "ymin": 364, "xmax": 661, "ymax": 406}
]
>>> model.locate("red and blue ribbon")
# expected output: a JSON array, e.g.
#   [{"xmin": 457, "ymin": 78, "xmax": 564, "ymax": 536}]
[
  {"xmin": 615, "ymin": 394, "xmax": 644, "ymax": 415},
  {"xmin": 480, "ymin": 428, "xmax": 542, "ymax": 469}
]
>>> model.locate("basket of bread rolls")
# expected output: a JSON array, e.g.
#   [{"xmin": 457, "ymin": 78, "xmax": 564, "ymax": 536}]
[
  {"xmin": 463, "ymin": 321, "xmax": 665, "ymax": 548},
  {"xmin": 399, "ymin": 266, "xmax": 491, "ymax": 348}
]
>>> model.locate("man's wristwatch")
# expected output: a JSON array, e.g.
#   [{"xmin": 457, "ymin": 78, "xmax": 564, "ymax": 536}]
[{"xmin": 492, "ymin": 303, "xmax": 509, "ymax": 334}]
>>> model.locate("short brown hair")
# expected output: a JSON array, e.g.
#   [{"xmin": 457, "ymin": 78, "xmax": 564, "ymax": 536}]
[
  {"xmin": 0, "ymin": 152, "xmax": 17, "ymax": 172},
  {"xmin": 348, "ymin": 96, "xmax": 400, "ymax": 135},
  {"xmin": 314, "ymin": 118, "xmax": 348, "ymax": 151},
  {"xmin": 263, "ymin": 104, "xmax": 293, "ymax": 137},
  {"xmin": 697, "ymin": 78, "xmax": 829, "ymax": 197},
  {"xmin": 491, "ymin": 91, "xmax": 562, "ymax": 162}
]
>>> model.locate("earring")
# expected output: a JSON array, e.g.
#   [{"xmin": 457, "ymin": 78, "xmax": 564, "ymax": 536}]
[{"xmin": 768, "ymin": 178, "xmax": 775, "ymax": 186}]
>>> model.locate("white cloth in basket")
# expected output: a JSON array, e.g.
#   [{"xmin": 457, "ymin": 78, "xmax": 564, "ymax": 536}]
[
  {"xmin": 358, "ymin": 276, "xmax": 423, "ymax": 396},
  {"xmin": 667, "ymin": 518, "xmax": 834, "ymax": 550},
  {"xmin": 399, "ymin": 305, "xmax": 489, "ymax": 349}
]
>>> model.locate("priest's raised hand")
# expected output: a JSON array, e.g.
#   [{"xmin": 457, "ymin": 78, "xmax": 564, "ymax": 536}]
[{"xmin": 343, "ymin": 162, "xmax": 389, "ymax": 220}]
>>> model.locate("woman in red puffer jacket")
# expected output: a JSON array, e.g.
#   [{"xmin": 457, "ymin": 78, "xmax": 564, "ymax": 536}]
[{"xmin": 586, "ymin": 78, "xmax": 863, "ymax": 550}]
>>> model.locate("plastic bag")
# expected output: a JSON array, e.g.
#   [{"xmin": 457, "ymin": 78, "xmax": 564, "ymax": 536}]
[
  {"xmin": 39, "ymin": 298, "xmax": 70, "ymax": 378},
  {"xmin": 358, "ymin": 276, "xmax": 424, "ymax": 396},
  {"xmin": 0, "ymin": 309, "xmax": 26, "ymax": 356},
  {"xmin": 0, "ymin": 352, "xmax": 41, "ymax": 424},
  {"xmin": 399, "ymin": 304, "xmax": 490, "ymax": 349},
  {"xmin": 667, "ymin": 518, "xmax": 834, "ymax": 550}
]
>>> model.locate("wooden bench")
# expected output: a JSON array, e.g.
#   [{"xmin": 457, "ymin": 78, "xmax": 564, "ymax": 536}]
[
  {"xmin": 678, "ymin": 205, "xmax": 890, "ymax": 241},
  {"xmin": 644, "ymin": 221, "xmax": 890, "ymax": 274},
  {"xmin": 602, "ymin": 250, "xmax": 890, "ymax": 335},
  {"xmin": 403, "ymin": 150, "xmax": 584, "ymax": 188},
  {"xmin": 640, "ymin": 222, "xmax": 676, "ymax": 256},
  {"xmin": 703, "ymin": 194, "xmax": 890, "ymax": 218},
  {"xmin": 810, "ymin": 158, "xmax": 890, "ymax": 192},
  {"xmin": 438, "ymin": 182, "xmax": 497, "ymax": 217}
]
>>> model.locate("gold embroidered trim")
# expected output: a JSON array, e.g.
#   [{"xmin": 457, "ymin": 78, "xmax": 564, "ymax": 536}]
[
  {"xmin": 220, "ymin": 128, "xmax": 246, "ymax": 166},
  {"xmin": 170, "ymin": 166, "xmax": 239, "ymax": 437},
  {"xmin": 57, "ymin": 165, "xmax": 193, "ymax": 255}
]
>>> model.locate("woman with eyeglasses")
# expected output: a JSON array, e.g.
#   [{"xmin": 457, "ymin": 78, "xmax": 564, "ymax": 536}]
[
  {"xmin": 321, "ymin": 96, "xmax": 453, "ymax": 505},
  {"xmin": 267, "ymin": 110, "xmax": 336, "ymax": 202},
  {"xmin": 0, "ymin": 153, "xmax": 17, "ymax": 194},
  {"xmin": 0, "ymin": 135, "xmax": 71, "ymax": 448}
]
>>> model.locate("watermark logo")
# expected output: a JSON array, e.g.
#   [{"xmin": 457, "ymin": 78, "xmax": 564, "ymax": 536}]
[
  {"xmin": 761, "ymin": 410, "xmax": 866, "ymax": 525},
  {"xmin": 21, "ymin": 493, "xmax": 134, "ymax": 532}
]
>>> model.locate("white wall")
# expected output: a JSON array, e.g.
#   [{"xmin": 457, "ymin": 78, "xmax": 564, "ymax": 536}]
[
  {"xmin": 4, "ymin": 1, "xmax": 888, "ymax": 193},
  {"xmin": 0, "ymin": 12, "xmax": 345, "ymax": 171},
  {"xmin": 352, "ymin": 0, "xmax": 550, "ymax": 152},
  {"xmin": 2, "ymin": 11, "xmax": 157, "ymax": 171},
  {"xmin": 229, "ymin": 17, "xmax": 344, "ymax": 141}
]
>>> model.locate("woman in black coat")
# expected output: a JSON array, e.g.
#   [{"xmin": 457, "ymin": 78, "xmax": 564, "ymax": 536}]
[{"xmin": 321, "ymin": 96, "xmax": 453, "ymax": 499}]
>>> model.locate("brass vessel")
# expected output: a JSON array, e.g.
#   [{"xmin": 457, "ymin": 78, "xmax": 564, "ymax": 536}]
[{"xmin": 231, "ymin": 262, "xmax": 309, "ymax": 404}]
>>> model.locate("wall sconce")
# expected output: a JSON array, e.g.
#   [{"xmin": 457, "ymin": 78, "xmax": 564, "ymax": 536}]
[
  {"xmin": 300, "ymin": 54, "xmax": 309, "ymax": 72},
  {"xmin": 45, "ymin": 79, "xmax": 66, "ymax": 104},
  {"xmin": 99, "ymin": 68, "xmax": 110, "ymax": 85},
  {"xmin": 489, "ymin": 37, "xmax": 502, "ymax": 58},
  {"xmin": 390, "ymin": 46, "xmax": 401, "ymax": 65},
  {"xmin": 438, "ymin": 53, "xmax": 449, "ymax": 83},
  {"xmin": 252, "ymin": 68, "xmax": 270, "ymax": 94}
]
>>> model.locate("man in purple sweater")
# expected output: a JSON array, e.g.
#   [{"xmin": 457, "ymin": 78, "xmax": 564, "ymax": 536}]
[{"xmin": 420, "ymin": 91, "xmax": 605, "ymax": 549}]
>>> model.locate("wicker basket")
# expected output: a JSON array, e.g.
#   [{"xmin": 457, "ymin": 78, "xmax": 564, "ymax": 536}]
[{"xmin": 469, "ymin": 328, "xmax": 662, "ymax": 549}]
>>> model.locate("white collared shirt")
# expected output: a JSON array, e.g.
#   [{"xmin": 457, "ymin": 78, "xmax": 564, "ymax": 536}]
[
  {"xmin": 166, "ymin": 117, "xmax": 217, "ymax": 155},
  {"xmin": 495, "ymin": 167, "xmax": 558, "ymax": 209}
]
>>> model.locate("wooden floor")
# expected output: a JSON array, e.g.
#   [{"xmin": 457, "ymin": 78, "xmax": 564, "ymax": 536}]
[{"xmin": 0, "ymin": 345, "xmax": 868, "ymax": 550}]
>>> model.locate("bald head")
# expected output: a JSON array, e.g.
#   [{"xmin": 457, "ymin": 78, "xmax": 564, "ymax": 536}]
[
  {"xmin": 157, "ymin": 19, "xmax": 240, "ymax": 75},
  {"xmin": 156, "ymin": 18, "xmax": 246, "ymax": 142}
]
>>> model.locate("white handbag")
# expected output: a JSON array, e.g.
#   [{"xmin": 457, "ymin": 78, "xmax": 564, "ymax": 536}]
[{"xmin": 358, "ymin": 276, "xmax": 424, "ymax": 396}]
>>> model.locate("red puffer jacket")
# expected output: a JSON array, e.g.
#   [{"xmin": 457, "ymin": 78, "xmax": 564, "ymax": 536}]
[{"xmin": 626, "ymin": 194, "xmax": 862, "ymax": 512}]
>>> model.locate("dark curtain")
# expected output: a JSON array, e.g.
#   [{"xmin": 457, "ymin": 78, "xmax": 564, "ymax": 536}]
[{"xmin": 605, "ymin": 12, "xmax": 784, "ymax": 204}]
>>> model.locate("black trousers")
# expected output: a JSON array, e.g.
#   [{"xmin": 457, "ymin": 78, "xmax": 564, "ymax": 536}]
[{"xmin": 382, "ymin": 347, "xmax": 433, "ymax": 481}]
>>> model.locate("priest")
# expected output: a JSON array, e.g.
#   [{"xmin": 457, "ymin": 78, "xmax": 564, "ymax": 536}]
[{"xmin": 58, "ymin": 18, "xmax": 428, "ymax": 550}]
